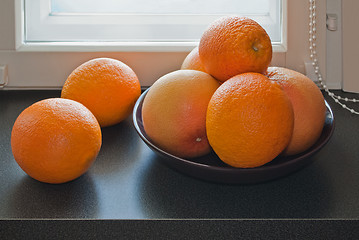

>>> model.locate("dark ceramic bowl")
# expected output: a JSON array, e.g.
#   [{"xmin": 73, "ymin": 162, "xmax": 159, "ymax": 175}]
[{"xmin": 133, "ymin": 88, "xmax": 335, "ymax": 184}]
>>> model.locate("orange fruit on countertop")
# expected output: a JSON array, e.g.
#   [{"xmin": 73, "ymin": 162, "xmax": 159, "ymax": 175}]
[
  {"xmin": 266, "ymin": 67, "xmax": 326, "ymax": 156},
  {"xmin": 181, "ymin": 47, "xmax": 206, "ymax": 72},
  {"xmin": 61, "ymin": 58, "xmax": 141, "ymax": 127},
  {"xmin": 199, "ymin": 16, "xmax": 272, "ymax": 82},
  {"xmin": 206, "ymin": 73, "xmax": 294, "ymax": 168},
  {"xmin": 11, "ymin": 98, "xmax": 102, "ymax": 184},
  {"xmin": 142, "ymin": 70, "xmax": 220, "ymax": 158}
]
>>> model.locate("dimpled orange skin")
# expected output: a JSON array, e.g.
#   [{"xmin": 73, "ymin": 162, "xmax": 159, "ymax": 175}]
[
  {"xmin": 206, "ymin": 73, "xmax": 294, "ymax": 168},
  {"xmin": 61, "ymin": 58, "xmax": 141, "ymax": 127},
  {"xmin": 142, "ymin": 70, "xmax": 220, "ymax": 158},
  {"xmin": 11, "ymin": 98, "xmax": 102, "ymax": 184},
  {"xmin": 181, "ymin": 47, "xmax": 207, "ymax": 72},
  {"xmin": 266, "ymin": 67, "xmax": 326, "ymax": 156},
  {"xmin": 199, "ymin": 16, "xmax": 272, "ymax": 82}
]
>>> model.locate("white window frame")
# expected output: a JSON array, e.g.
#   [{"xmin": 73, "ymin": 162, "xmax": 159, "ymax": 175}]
[
  {"xmin": 16, "ymin": 0, "xmax": 287, "ymax": 52},
  {"xmin": 3, "ymin": 0, "xmax": 335, "ymax": 90}
]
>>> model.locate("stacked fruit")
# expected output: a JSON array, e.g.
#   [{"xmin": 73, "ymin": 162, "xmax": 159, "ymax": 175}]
[
  {"xmin": 142, "ymin": 16, "xmax": 326, "ymax": 168},
  {"xmin": 10, "ymin": 16, "xmax": 326, "ymax": 184}
]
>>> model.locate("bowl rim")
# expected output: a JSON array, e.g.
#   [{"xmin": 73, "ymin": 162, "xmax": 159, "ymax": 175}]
[{"xmin": 133, "ymin": 87, "xmax": 335, "ymax": 174}]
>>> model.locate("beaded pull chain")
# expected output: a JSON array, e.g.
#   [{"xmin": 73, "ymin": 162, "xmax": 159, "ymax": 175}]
[{"xmin": 309, "ymin": 0, "xmax": 359, "ymax": 114}]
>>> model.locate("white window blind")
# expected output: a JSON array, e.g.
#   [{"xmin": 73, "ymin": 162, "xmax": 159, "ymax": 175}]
[{"xmin": 23, "ymin": 0, "xmax": 286, "ymax": 51}]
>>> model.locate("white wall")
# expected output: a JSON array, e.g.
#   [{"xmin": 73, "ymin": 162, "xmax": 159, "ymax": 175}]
[
  {"xmin": 0, "ymin": 0, "xmax": 329, "ymax": 89},
  {"xmin": 342, "ymin": 0, "xmax": 359, "ymax": 93}
]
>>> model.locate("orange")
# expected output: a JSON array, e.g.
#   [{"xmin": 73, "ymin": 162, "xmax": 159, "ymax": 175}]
[
  {"xmin": 266, "ymin": 67, "xmax": 326, "ymax": 155},
  {"xmin": 11, "ymin": 98, "xmax": 102, "ymax": 184},
  {"xmin": 199, "ymin": 16, "xmax": 272, "ymax": 82},
  {"xmin": 61, "ymin": 58, "xmax": 141, "ymax": 127},
  {"xmin": 181, "ymin": 47, "xmax": 206, "ymax": 72},
  {"xmin": 206, "ymin": 73, "xmax": 294, "ymax": 168},
  {"xmin": 142, "ymin": 70, "xmax": 220, "ymax": 158}
]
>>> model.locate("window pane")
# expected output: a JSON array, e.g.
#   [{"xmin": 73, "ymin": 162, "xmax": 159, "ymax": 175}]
[
  {"xmin": 51, "ymin": 0, "xmax": 269, "ymax": 15},
  {"xmin": 24, "ymin": 0, "xmax": 285, "ymax": 50}
]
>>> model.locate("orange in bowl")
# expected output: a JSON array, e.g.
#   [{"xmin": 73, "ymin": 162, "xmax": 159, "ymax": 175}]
[
  {"xmin": 206, "ymin": 72, "xmax": 294, "ymax": 168},
  {"xmin": 181, "ymin": 47, "xmax": 206, "ymax": 73},
  {"xmin": 199, "ymin": 16, "xmax": 272, "ymax": 82}
]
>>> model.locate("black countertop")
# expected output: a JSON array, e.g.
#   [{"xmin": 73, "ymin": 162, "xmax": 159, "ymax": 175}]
[{"xmin": 1, "ymin": 90, "xmax": 359, "ymax": 239}]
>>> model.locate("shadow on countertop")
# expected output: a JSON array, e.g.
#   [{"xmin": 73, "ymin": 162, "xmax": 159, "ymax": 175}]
[
  {"xmin": 137, "ymin": 151, "xmax": 334, "ymax": 219},
  {"xmin": 0, "ymin": 173, "xmax": 98, "ymax": 219}
]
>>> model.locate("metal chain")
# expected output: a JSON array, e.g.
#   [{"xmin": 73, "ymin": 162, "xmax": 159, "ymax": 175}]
[{"xmin": 309, "ymin": 0, "xmax": 359, "ymax": 114}]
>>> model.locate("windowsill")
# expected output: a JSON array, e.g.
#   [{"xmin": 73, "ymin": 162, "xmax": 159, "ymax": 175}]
[
  {"xmin": 16, "ymin": 41, "xmax": 287, "ymax": 52},
  {"xmin": 1, "ymin": 89, "xmax": 359, "ymax": 236}
]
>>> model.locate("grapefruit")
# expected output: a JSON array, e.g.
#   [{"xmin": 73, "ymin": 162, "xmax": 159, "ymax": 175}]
[{"xmin": 142, "ymin": 70, "xmax": 220, "ymax": 158}]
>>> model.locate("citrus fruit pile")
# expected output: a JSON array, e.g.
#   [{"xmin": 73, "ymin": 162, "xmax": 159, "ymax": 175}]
[
  {"xmin": 11, "ymin": 58, "xmax": 141, "ymax": 183},
  {"xmin": 143, "ymin": 16, "xmax": 326, "ymax": 168},
  {"xmin": 11, "ymin": 15, "xmax": 327, "ymax": 184}
]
